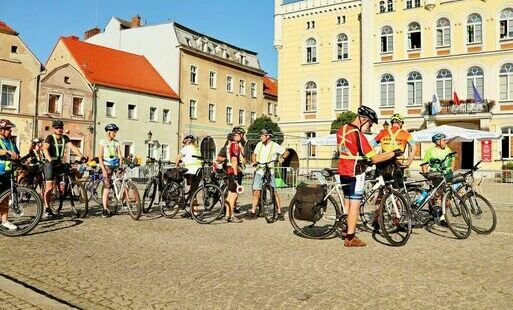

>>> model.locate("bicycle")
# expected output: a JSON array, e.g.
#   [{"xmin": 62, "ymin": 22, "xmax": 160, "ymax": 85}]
[
  {"xmin": 142, "ymin": 157, "xmax": 172, "ymax": 213},
  {"xmin": 0, "ymin": 160, "xmax": 44, "ymax": 237},
  {"xmin": 83, "ymin": 166, "xmax": 103, "ymax": 205},
  {"xmin": 160, "ymin": 155, "xmax": 225, "ymax": 224},
  {"xmin": 103, "ymin": 164, "xmax": 142, "ymax": 220},
  {"xmin": 46, "ymin": 162, "xmax": 89, "ymax": 218},
  {"xmin": 253, "ymin": 160, "xmax": 279, "ymax": 223}
]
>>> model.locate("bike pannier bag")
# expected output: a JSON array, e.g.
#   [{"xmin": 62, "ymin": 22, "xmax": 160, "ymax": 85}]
[
  {"xmin": 293, "ymin": 184, "xmax": 327, "ymax": 222},
  {"xmin": 165, "ymin": 168, "xmax": 184, "ymax": 182}
]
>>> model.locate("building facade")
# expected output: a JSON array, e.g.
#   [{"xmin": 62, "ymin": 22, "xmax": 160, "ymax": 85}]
[
  {"xmin": 0, "ymin": 21, "xmax": 42, "ymax": 154},
  {"xmin": 276, "ymin": 0, "xmax": 513, "ymax": 169}
]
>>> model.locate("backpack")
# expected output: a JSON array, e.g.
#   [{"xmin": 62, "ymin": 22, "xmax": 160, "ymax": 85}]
[
  {"xmin": 164, "ymin": 168, "xmax": 185, "ymax": 183},
  {"xmin": 292, "ymin": 184, "xmax": 327, "ymax": 222}
]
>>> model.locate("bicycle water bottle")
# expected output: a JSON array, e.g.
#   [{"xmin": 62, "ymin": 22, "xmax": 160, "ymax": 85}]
[{"xmin": 414, "ymin": 190, "xmax": 428, "ymax": 207}]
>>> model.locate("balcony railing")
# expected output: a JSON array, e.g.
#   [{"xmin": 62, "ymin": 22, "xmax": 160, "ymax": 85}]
[{"xmin": 424, "ymin": 99, "xmax": 495, "ymax": 116}]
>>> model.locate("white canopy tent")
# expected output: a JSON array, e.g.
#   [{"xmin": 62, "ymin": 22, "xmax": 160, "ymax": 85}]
[
  {"xmin": 411, "ymin": 125, "xmax": 502, "ymax": 143},
  {"xmin": 301, "ymin": 133, "xmax": 375, "ymax": 146}
]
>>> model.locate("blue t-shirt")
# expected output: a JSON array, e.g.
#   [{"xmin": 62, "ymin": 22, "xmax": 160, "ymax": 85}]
[{"xmin": 0, "ymin": 138, "xmax": 19, "ymax": 175}]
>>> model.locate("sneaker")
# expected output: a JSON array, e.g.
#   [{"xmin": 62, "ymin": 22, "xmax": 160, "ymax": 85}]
[
  {"xmin": 230, "ymin": 216, "xmax": 243, "ymax": 223},
  {"xmin": 245, "ymin": 212, "xmax": 257, "ymax": 220},
  {"xmin": 234, "ymin": 207, "xmax": 241, "ymax": 214},
  {"xmin": 43, "ymin": 209, "xmax": 54, "ymax": 219},
  {"xmin": 1, "ymin": 221, "xmax": 17, "ymax": 231},
  {"xmin": 102, "ymin": 209, "xmax": 111, "ymax": 218},
  {"xmin": 344, "ymin": 237, "xmax": 367, "ymax": 247},
  {"xmin": 224, "ymin": 216, "xmax": 231, "ymax": 223},
  {"xmin": 277, "ymin": 213, "xmax": 285, "ymax": 221}
]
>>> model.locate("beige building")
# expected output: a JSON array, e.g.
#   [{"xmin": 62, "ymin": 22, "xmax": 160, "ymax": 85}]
[{"xmin": 0, "ymin": 20, "xmax": 42, "ymax": 154}]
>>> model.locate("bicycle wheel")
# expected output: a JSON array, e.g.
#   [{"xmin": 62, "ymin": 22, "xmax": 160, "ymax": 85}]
[
  {"xmin": 98, "ymin": 182, "xmax": 118, "ymax": 214},
  {"xmin": 462, "ymin": 192, "xmax": 496, "ymax": 235},
  {"xmin": 378, "ymin": 189, "xmax": 412, "ymax": 247},
  {"xmin": 88, "ymin": 180, "xmax": 103, "ymax": 206},
  {"xmin": 70, "ymin": 180, "xmax": 88, "ymax": 218},
  {"xmin": 142, "ymin": 180, "xmax": 157, "ymax": 213},
  {"xmin": 160, "ymin": 182, "xmax": 184, "ymax": 219},
  {"xmin": 190, "ymin": 184, "xmax": 225, "ymax": 224},
  {"xmin": 261, "ymin": 184, "xmax": 277, "ymax": 223},
  {"xmin": 442, "ymin": 190, "xmax": 471, "ymax": 239},
  {"xmin": 0, "ymin": 187, "xmax": 43, "ymax": 237},
  {"xmin": 122, "ymin": 181, "xmax": 141, "ymax": 220},
  {"xmin": 288, "ymin": 195, "xmax": 340, "ymax": 239},
  {"xmin": 403, "ymin": 187, "xmax": 432, "ymax": 227},
  {"xmin": 359, "ymin": 188, "xmax": 380, "ymax": 231}
]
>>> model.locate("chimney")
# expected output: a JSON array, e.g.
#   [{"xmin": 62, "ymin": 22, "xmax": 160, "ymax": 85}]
[
  {"xmin": 69, "ymin": 35, "xmax": 79, "ymax": 41},
  {"xmin": 84, "ymin": 27, "xmax": 100, "ymax": 40},
  {"xmin": 131, "ymin": 15, "xmax": 141, "ymax": 27}
]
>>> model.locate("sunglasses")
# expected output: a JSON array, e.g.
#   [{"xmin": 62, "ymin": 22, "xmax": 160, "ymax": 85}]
[{"xmin": 53, "ymin": 126, "xmax": 64, "ymax": 130}]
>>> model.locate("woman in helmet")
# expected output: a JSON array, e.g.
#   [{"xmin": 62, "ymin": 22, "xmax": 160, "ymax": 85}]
[
  {"xmin": 19, "ymin": 138, "xmax": 44, "ymax": 185},
  {"xmin": 422, "ymin": 133, "xmax": 455, "ymax": 175},
  {"xmin": 99, "ymin": 124, "xmax": 123, "ymax": 217},
  {"xmin": 175, "ymin": 135, "xmax": 202, "ymax": 195}
]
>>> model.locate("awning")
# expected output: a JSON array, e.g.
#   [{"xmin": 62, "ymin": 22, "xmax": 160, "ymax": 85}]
[{"xmin": 411, "ymin": 125, "xmax": 502, "ymax": 143}]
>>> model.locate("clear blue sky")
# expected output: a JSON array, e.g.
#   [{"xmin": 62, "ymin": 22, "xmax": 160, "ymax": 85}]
[{"xmin": 4, "ymin": 0, "xmax": 277, "ymax": 77}]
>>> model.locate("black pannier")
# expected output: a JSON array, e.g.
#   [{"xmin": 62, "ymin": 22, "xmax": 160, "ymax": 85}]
[
  {"xmin": 164, "ymin": 168, "xmax": 185, "ymax": 183},
  {"xmin": 293, "ymin": 184, "xmax": 327, "ymax": 222}
]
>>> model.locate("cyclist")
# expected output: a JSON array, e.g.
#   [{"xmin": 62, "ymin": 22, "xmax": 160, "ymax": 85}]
[
  {"xmin": 99, "ymin": 124, "xmax": 123, "ymax": 218},
  {"xmin": 175, "ymin": 135, "xmax": 202, "ymax": 194},
  {"xmin": 337, "ymin": 106, "xmax": 402, "ymax": 247},
  {"xmin": 42, "ymin": 120, "xmax": 86, "ymax": 218},
  {"xmin": 225, "ymin": 128, "xmax": 244, "ymax": 223},
  {"xmin": 372, "ymin": 113, "xmax": 417, "ymax": 168},
  {"xmin": 422, "ymin": 133, "xmax": 455, "ymax": 176},
  {"xmin": 0, "ymin": 119, "xmax": 20, "ymax": 230},
  {"xmin": 246, "ymin": 128, "xmax": 289, "ymax": 221}
]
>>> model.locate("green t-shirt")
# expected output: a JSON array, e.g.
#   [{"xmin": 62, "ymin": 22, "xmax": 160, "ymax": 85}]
[{"xmin": 423, "ymin": 146, "xmax": 454, "ymax": 175}]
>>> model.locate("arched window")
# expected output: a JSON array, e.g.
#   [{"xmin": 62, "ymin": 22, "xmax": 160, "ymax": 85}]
[
  {"xmin": 379, "ymin": 1, "xmax": 386, "ymax": 13},
  {"xmin": 306, "ymin": 38, "xmax": 317, "ymax": 63},
  {"xmin": 380, "ymin": 26, "xmax": 394, "ymax": 53},
  {"xmin": 500, "ymin": 8, "xmax": 513, "ymax": 40},
  {"xmin": 467, "ymin": 66, "xmax": 484, "ymax": 99},
  {"xmin": 436, "ymin": 69, "xmax": 452, "ymax": 100},
  {"xmin": 380, "ymin": 74, "xmax": 395, "ymax": 107},
  {"xmin": 407, "ymin": 71, "xmax": 422, "ymax": 106},
  {"xmin": 408, "ymin": 22, "xmax": 421, "ymax": 50},
  {"xmin": 387, "ymin": 0, "xmax": 393, "ymax": 12},
  {"xmin": 467, "ymin": 14, "xmax": 482, "ymax": 44},
  {"xmin": 336, "ymin": 34, "xmax": 349, "ymax": 60},
  {"xmin": 500, "ymin": 63, "xmax": 513, "ymax": 100},
  {"xmin": 305, "ymin": 81, "xmax": 317, "ymax": 111},
  {"xmin": 335, "ymin": 78, "xmax": 349, "ymax": 110},
  {"xmin": 436, "ymin": 18, "xmax": 451, "ymax": 47}
]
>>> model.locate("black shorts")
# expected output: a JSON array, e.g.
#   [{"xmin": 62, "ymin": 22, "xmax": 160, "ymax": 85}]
[
  {"xmin": 339, "ymin": 174, "xmax": 365, "ymax": 201},
  {"xmin": 0, "ymin": 174, "xmax": 10, "ymax": 195},
  {"xmin": 44, "ymin": 161, "xmax": 62, "ymax": 181},
  {"xmin": 227, "ymin": 175, "xmax": 238, "ymax": 193}
]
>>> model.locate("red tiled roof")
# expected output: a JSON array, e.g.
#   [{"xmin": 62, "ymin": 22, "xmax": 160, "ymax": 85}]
[
  {"xmin": 61, "ymin": 36, "xmax": 178, "ymax": 99},
  {"xmin": 0, "ymin": 21, "xmax": 18, "ymax": 35},
  {"xmin": 263, "ymin": 76, "xmax": 278, "ymax": 98}
]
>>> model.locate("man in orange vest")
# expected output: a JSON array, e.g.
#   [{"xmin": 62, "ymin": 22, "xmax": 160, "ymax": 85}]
[{"xmin": 371, "ymin": 113, "xmax": 417, "ymax": 167}]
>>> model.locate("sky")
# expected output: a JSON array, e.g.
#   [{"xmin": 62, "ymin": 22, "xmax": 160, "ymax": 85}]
[{"xmin": 4, "ymin": 0, "xmax": 278, "ymax": 77}]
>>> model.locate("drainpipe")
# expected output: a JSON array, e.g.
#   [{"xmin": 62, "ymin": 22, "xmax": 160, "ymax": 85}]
[
  {"xmin": 33, "ymin": 73, "xmax": 41, "ymax": 139},
  {"xmin": 92, "ymin": 84, "xmax": 98, "ymax": 157}
]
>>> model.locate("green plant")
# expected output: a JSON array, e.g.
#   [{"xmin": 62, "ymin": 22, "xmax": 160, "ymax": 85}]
[
  {"xmin": 247, "ymin": 115, "xmax": 284, "ymax": 145},
  {"xmin": 330, "ymin": 111, "xmax": 357, "ymax": 134},
  {"xmin": 502, "ymin": 161, "xmax": 513, "ymax": 170}
]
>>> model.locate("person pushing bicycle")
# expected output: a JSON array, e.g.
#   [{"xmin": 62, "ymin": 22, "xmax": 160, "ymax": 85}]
[
  {"xmin": 0, "ymin": 119, "xmax": 20, "ymax": 230},
  {"xmin": 98, "ymin": 124, "xmax": 123, "ymax": 218}
]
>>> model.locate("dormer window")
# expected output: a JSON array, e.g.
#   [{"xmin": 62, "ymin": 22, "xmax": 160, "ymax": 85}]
[
  {"xmin": 64, "ymin": 76, "xmax": 70, "ymax": 84},
  {"xmin": 10, "ymin": 46, "xmax": 18, "ymax": 53}
]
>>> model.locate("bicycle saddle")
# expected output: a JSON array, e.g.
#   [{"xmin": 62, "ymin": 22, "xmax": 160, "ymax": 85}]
[
  {"xmin": 321, "ymin": 168, "xmax": 335, "ymax": 177},
  {"xmin": 421, "ymin": 171, "xmax": 443, "ymax": 180}
]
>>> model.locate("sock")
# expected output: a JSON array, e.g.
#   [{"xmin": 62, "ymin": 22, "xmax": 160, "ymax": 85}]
[{"xmin": 346, "ymin": 233, "xmax": 355, "ymax": 241}]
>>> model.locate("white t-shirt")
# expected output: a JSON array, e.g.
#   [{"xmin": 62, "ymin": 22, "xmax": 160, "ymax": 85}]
[
  {"xmin": 180, "ymin": 144, "xmax": 201, "ymax": 175},
  {"xmin": 253, "ymin": 141, "xmax": 285, "ymax": 175},
  {"xmin": 99, "ymin": 139, "xmax": 120, "ymax": 167}
]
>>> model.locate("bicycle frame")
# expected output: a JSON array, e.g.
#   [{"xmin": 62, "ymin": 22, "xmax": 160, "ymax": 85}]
[{"xmin": 111, "ymin": 167, "xmax": 131, "ymax": 203}]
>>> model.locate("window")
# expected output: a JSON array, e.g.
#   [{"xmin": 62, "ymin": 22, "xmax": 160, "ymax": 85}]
[
  {"xmin": 379, "ymin": 1, "xmax": 386, "ymax": 13},
  {"xmin": 467, "ymin": 14, "xmax": 482, "ymax": 44},
  {"xmin": 209, "ymin": 71, "xmax": 216, "ymax": 88},
  {"xmin": 251, "ymin": 82, "xmax": 257, "ymax": 98},
  {"xmin": 306, "ymin": 21, "xmax": 315, "ymax": 29},
  {"xmin": 10, "ymin": 46, "xmax": 17, "ymax": 53},
  {"xmin": 500, "ymin": 63, "xmax": 513, "ymax": 100},
  {"xmin": 274, "ymin": 103, "xmax": 278, "ymax": 116},
  {"xmin": 161, "ymin": 144, "xmax": 169, "ymax": 160},
  {"xmin": 148, "ymin": 143, "xmax": 156, "ymax": 159},
  {"xmin": 380, "ymin": 74, "xmax": 395, "ymax": 107},
  {"xmin": 190, "ymin": 65, "xmax": 198, "ymax": 84},
  {"xmin": 336, "ymin": 34, "xmax": 349, "ymax": 60},
  {"xmin": 436, "ymin": 69, "xmax": 452, "ymax": 100},
  {"xmin": 337, "ymin": 16, "xmax": 346, "ymax": 24},
  {"xmin": 268, "ymin": 102, "xmax": 273, "ymax": 115},
  {"xmin": 306, "ymin": 132, "xmax": 316, "ymax": 157},
  {"xmin": 48, "ymin": 94, "xmax": 61, "ymax": 114},
  {"xmin": 381, "ymin": 26, "xmax": 394, "ymax": 53},
  {"xmin": 238, "ymin": 109, "xmax": 245, "ymax": 125},
  {"xmin": 387, "ymin": 0, "xmax": 393, "ymax": 12},
  {"xmin": 306, "ymin": 38, "xmax": 317, "ymax": 63},
  {"xmin": 502, "ymin": 127, "xmax": 513, "ymax": 159},
  {"xmin": 64, "ymin": 76, "xmax": 70, "ymax": 84},
  {"xmin": 500, "ymin": 8, "xmax": 513, "ymax": 40},
  {"xmin": 239, "ymin": 79, "xmax": 245, "ymax": 95},
  {"xmin": 208, "ymin": 103, "xmax": 215, "ymax": 122},
  {"xmin": 163, "ymin": 109, "xmax": 170, "ymax": 123},
  {"xmin": 408, "ymin": 22, "xmax": 421, "ymax": 50},
  {"xmin": 226, "ymin": 107, "xmax": 233, "ymax": 124},
  {"xmin": 149, "ymin": 107, "xmax": 157, "ymax": 121},
  {"xmin": 72, "ymin": 97, "xmax": 83, "ymax": 116},
  {"xmin": 128, "ymin": 104, "xmax": 137, "ymax": 119},
  {"xmin": 123, "ymin": 142, "xmax": 133, "ymax": 158},
  {"xmin": 436, "ymin": 18, "xmax": 451, "ymax": 47},
  {"xmin": 467, "ymin": 67, "xmax": 484, "ymax": 99},
  {"xmin": 106, "ymin": 101, "xmax": 115, "ymax": 117},
  {"xmin": 379, "ymin": 0, "xmax": 393, "ymax": 12},
  {"xmin": 240, "ymin": 55, "xmax": 246, "ymax": 65},
  {"xmin": 189, "ymin": 100, "xmax": 197, "ymax": 119},
  {"xmin": 1, "ymin": 85, "xmax": 17, "ymax": 108},
  {"xmin": 305, "ymin": 81, "xmax": 317, "ymax": 111},
  {"xmin": 227, "ymin": 76, "xmax": 233, "ymax": 92},
  {"xmin": 68, "ymin": 139, "xmax": 83, "ymax": 162},
  {"xmin": 335, "ymin": 78, "xmax": 349, "ymax": 110},
  {"xmin": 407, "ymin": 71, "xmax": 422, "ymax": 106},
  {"xmin": 250, "ymin": 112, "xmax": 256, "ymax": 124},
  {"xmin": 406, "ymin": 0, "xmax": 421, "ymax": 9}
]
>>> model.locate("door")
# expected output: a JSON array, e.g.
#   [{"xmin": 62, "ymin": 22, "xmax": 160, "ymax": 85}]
[{"xmin": 461, "ymin": 141, "xmax": 474, "ymax": 169}]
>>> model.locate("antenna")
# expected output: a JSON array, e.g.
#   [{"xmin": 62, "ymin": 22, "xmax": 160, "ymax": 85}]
[{"xmin": 95, "ymin": 0, "xmax": 99, "ymax": 26}]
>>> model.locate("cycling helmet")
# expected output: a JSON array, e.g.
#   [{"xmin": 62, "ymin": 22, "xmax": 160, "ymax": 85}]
[
  {"xmin": 232, "ymin": 126, "xmax": 246, "ymax": 134},
  {"xmin": 183, "ymin": 134, "xmax": 195, "ymax": 143},
  {"xmin": 432, "ymin": 133, "xmax": 447, "ymax": 143},
  {"xmin": 0, "ymin": 119, "xmax": 15, "ymax": 129},
  {"xmin": 357, "ymin": 106, "xmax": 379, "ymax": 124},
  {"xmin": 390, "ymin": 113, "xmax": 404, "ymax": 123},
  {"xmin": 104, "ymin": 124, "xmax": 119, "ymax": 132},
  {"xmin": 52, "ymin": 120, "xmax": 64, "ymax": 128},
  {"xmin": 260, "ymin": 128, "xmax": 273, "ymax": 137},
  {"xmin": 31, "ymin": 138, "xmax": 42, "ymax": 144}
]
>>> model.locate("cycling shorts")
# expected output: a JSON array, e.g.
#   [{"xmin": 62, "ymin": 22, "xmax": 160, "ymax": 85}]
[
  {"xmin": 43, "ymin": 161, "xmax": 63, "ymax": 181},
  {"xmin": 339, "ymin": 173, "xmax": 366, "ymax": 201}
]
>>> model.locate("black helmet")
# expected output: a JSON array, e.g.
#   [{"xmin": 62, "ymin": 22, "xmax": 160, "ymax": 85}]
[
  {"xmin": 260, "ymin": 128, "xmax": 273, "ymax": 137},
  {"xmin": 104, "ymin": 124, "xmax": 119, "ymax": 132},
  {"xmin": 232, "ymin": 127, "xmax": 246, "ymax": 134},
  {"xmin": 183, "ymin": 135, "xmax": 195, "ymax": 143},
  {"xmin": 357, "ymin": 106, "xmax": 378, "ymax": 124},
  {"xmin": 52, "ymin": 120, "xmax": 64, "ymax": 128}
]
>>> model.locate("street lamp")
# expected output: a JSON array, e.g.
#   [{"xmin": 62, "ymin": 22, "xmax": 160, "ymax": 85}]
[{"xmin": 145, "ymin": 130, "xmax": 160, "ymax": 160}]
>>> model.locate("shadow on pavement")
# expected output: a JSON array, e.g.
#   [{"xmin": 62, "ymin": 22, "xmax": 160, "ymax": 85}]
[{"xmin": 28, "ymin": 218, "xmax": 84, "ymax": 236}]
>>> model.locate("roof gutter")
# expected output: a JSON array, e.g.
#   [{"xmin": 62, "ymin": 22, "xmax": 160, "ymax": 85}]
[{"xmin": 92, "ymin": 84, "xmax": 98, "ymax": 156}]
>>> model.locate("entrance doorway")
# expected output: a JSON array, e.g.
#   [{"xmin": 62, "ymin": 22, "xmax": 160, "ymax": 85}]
[
  {"xmin": 200, "ymin": 136, "xmax": 216, "ymax": 160},
  {"xmin": 461, "ymin": 142, "xmax": 474, "ymax": 169}
]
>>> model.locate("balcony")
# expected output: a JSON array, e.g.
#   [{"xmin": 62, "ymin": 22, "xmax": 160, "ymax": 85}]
[{"xmin": 424, "ymin": 99, "xmax": 495, "ymax": 116}]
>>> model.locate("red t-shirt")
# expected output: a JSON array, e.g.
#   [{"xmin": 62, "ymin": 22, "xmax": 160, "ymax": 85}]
[
  {"xmin": 227, "ymin": 142, "xmax": 241, "ymax": 175},
  {"xmin": 336, "ymin": 124, "xmax": 376, "ymax": 177}
]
